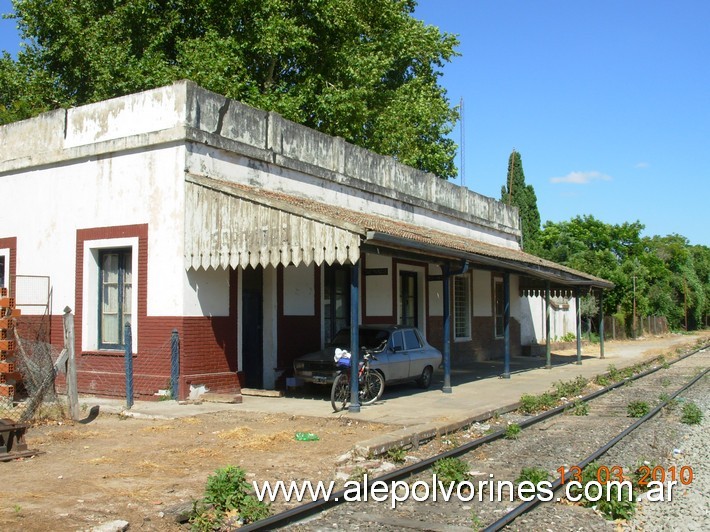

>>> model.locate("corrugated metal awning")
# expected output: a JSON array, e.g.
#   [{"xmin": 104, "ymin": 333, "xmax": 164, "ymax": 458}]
[
  {"xmin": 183, "ymin": 174, "xmax": 612, "ymax": 289},
  {"xmin": 184, "ymin": 175, "xmax": 363, "ymax": 269}
]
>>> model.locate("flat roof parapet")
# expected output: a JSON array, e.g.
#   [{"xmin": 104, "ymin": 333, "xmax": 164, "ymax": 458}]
[{"xmin": 0, "ymin": 80, "xmax": 520, "ymax": 235}]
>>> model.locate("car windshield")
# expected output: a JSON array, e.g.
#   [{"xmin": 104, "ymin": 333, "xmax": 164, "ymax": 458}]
[{"xmin": 329, "ymin": 328, "xmax": 390, "ymax": 351}]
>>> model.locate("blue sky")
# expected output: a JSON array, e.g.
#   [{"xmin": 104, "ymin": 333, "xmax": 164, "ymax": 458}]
[{"xmin": 1, "ymin": 1, "xmax": 708, "ymax": 246}]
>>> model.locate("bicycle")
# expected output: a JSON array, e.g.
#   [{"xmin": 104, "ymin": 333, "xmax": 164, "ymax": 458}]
[{"xmin": 330, "ymin": 349, "xmax": 385, "ymax": 412}]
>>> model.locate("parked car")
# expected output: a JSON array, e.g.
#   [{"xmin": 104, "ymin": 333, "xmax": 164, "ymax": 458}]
[{"xmin": 293, "ymin": 325, "xmax": 442, "ymax": 389}]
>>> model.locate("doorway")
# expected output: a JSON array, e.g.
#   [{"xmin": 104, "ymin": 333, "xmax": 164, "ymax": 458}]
[{"xmin": 242, "ymin": 266, "xmax": 263, "ymax": 389}]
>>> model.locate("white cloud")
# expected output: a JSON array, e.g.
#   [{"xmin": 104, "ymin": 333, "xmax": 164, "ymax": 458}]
[
  {"xmin": 549, "ymin": 171, "xmax": 612, "ymax": 184},
  {"xmin": 634, "ymin": 162, "xmax": 650, "ymax": 169}
]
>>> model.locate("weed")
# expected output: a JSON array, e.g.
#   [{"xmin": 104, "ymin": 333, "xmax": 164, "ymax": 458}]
[
  {"xmin": 631, "ymin": 461, "xmax": 657, "ymax": 492},
  {"xmin": 680, "ymin": 402, "xmax": 703, "ymax": 425},
  {"xmin": 627, "ymin": 401, "xmax": 650, "ymax": 418},
  {"xmin": 595, "ymin": 374, "xmax": 611, "ymax": 387},
  {"xmin": 471, "ymin": 512, "xmax": 484, "ymax": 531},
  {"xmin": 560, "ymin": 332, "xmax": 576, "ymax": 342},
  {"xmin": 432, "ymin": 457, "xmax": 469, "ymax": 486},
  {"xmin": 660, "ymin": 377, "xmax": 671, "ymax": 387},
  {"xmin": 515, "ymin": 466, "xmax": 549, "ymax": 485},
  {"xmin": 504, "ymin": 423, "xmax": 521, "ymax": 440},
  {"xmin": 554, "ymin": 375, "xmax": 588, "ymax": 398},
  {"xmin": 519, "ymin": 392, "xmax": 557, "ymax": 414},
  {"xmin": 569, "ymin": 400, "xmax": 589, "ymax": 416},
  {"xmin": 348, "ymin": 466, "xmax": 369, "ymax": 483},
  {"xmin": 607, "ymin": 364, "xmax": 622, "ymax": 381},
  {"xmin": 12, "ymin": 504, "xmax": 21, "ymax": 515},
  {"xmin": 189, "ymin": 465, "xmax": 270, "ymax": 530},
  {"xmin": 569, "ymin": 462, "xmax": 636, "ymax": 520},
  {"xmin": 594, "ymin": 484, "xmax": 636, "ymax": 520},
  {"xmin": 386, "ymin": 447, "xmax": 407, "ymax": 464}
]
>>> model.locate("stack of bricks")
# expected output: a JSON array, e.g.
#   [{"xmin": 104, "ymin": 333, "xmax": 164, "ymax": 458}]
[{"xmin": 0, "ymin": 288, "xmax": 20, "ymax": 401}]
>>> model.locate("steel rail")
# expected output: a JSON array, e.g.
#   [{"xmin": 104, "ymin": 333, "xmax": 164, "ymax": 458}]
[
  {"xmin": 483, "ymin": 365, "xmax": 709, "ymax": 531},
  {"xmin": 240, "ymin": 342, "xmax": 709, "ymax": 531}
]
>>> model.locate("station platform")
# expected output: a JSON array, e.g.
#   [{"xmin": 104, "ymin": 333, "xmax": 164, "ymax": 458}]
[{"xmin": 83, "ymin": 334, "xmax": 707, "ymax": 447}]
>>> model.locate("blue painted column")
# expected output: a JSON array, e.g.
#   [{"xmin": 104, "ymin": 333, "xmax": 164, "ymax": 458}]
[
  {"xmin": 503, "ymin": 272, "xmax": 511, "ymax": 379},
  {"xmin": 124, "ymin": 322, "xmax": 133, "ymax": 409},
  {"xmin": 442, "ymin": 264, "xmax": 452, "ymax": 393},
  {"xmin": 575, "ymin": 287, "xmax": 582, "ymax": 365},
  {"xmin": 599, "ymin": 289, "xmax": 605, "ymax": 359},
  {"xmin": 348, "ymin": 261, "xmax": 361, "ymax": 413},
  {"xmin": 545, "ymin": 282, "xmax": 551, "ymax": 369}
]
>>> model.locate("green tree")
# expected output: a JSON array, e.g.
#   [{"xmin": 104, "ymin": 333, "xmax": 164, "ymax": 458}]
[
  {"xmin": 1, "ymin": 0, "xmax": 460, "ymax": 178},
  {"xmin": 537, "ymin": 216, "xmax": 709, "ymax": 332},
  {"xmin": 501, "ymin": 150, "xmax": 541, "ymax": 252},
  {"xmin": 536, "ymin": 215, "xmax": 645, "ymax": 320}
]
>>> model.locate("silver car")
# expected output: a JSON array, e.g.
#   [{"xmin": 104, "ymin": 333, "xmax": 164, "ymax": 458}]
[{"xmin": 293, "ymin": 325, "xmax": 442, "ymax": 389}]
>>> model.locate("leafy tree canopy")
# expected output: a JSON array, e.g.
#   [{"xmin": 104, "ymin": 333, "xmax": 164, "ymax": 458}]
[
  {"xmin": 1, "ymin": 0, "xmax": 460, "ymax": 178},
  {"xmin": 537, "ymin": 215, "xmax": 709, "ymax": 331},
  {"xmin": 500, "ymin": 150, "xmax": 540, "ymax": 252}
]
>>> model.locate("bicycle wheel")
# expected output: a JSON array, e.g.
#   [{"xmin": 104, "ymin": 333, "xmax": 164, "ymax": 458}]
[
  {"xmin": 359, "ymin": 369, "xmax": 384, "ymax": 406},
  {"xmin": 330, "ymin": 372, "xmax": 350, "ymax": 412}
]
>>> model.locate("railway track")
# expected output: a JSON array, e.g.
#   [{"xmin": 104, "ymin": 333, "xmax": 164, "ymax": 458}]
[{"xmin": 242, "ymin": 342, "xmax": 709, "ymax": 531}]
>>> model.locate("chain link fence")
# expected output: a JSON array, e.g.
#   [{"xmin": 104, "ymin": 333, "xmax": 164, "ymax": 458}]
[{"xmin": 1, "ymin": 312, "xmax": 180, "ymax": 423}]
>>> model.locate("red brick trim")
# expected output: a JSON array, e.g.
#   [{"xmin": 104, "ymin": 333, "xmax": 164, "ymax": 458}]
[
  {"xmin": 0, "ymin": 236, "xmax": 17, "ymax": 296},
  {"xmin": 75, "ymin": 224, "xmax": 149, "ymax": 356}
]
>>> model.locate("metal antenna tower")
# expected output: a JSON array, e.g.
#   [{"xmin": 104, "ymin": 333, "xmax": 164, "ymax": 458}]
[{"xmin": 459, "ymin": 97, "xmax": 465, "ymax": 186}]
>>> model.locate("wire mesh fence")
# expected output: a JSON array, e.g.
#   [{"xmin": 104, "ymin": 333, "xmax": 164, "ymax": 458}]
[
  {"xmin": 71, "ymin": 325, "xmax": 179, "ymax": 405},
  {"xmin": 1, "ymin": 312, "xmax": 181, "ymax": 423}
]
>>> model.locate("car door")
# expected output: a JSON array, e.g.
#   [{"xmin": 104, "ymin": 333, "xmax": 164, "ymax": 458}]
[
  {"xmin": 402, "ymin": 328, "xmax": 425, "ymax": 378},
  {"xmin": 386, "ymin": 330, "xmax": 410, "ymax": 381}
]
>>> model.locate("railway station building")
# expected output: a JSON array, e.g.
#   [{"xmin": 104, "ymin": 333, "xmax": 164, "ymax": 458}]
[{"xmin": 1, "ymin": 81, "xmax": 611, "ymax": 401}]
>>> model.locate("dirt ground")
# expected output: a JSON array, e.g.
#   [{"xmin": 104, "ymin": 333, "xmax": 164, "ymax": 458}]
[
  {"xmin": 2, "ymin": 410, "xmax": 393, "ymax": 531},
  {"xmin": 2, "ymin": 332, "xmax": 707, "ymax": 531}
]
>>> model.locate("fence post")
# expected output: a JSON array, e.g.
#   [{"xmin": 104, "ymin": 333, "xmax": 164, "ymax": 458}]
[
  {"xmin": 170, "ymin": 329, "xmax": 180, "ymax": 401},
  {"xmin": 124, "ymin": 322, "xmax": 133, "ymax": 409},
  {"xmin": 63, "ymin": 307, "xmax": 79, "ymax": 420}
]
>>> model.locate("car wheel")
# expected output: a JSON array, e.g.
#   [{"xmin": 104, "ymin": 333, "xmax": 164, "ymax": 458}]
[{"xmin": 417, "ymin": 366, "xmax": 433, "ymax": 389}]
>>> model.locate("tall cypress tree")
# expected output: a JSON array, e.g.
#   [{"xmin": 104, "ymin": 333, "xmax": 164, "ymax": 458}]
[{"xmin": 501, "ymin": 149, "xmax": 541, "ymax": 252}]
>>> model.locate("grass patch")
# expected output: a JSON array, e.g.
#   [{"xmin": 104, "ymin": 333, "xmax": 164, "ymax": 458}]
[
  {"xmin": 627, "ymin": 401, "xmax": 650, "ymax": 418},
  {"xmin": 680, "ymin": 402, "xmax": 703, "ymax": 425}
]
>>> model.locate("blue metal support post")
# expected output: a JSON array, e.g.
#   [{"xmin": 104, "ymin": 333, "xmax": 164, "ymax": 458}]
[
  {"xmin": 348, "ymin": 261, "xmax": 361, "ymax": 413},
  {"xmin": 575, "ymin": 287, "xmax": 582, "ymax": 365},
  {"xmin": 503, "ymin": 272, "xmax": 511, "ymax": 379},
  {"xmin": 599, "ymin": 289, "xmax": 605, "ymax": 359},
  {"xmin": 545, "ymin": 282, "xmax": 551, "ymax": 369},
  {"xmin": 442, "ymin": 263, "xmax": 452, "ymax": 393},
  {"xmin": 171, "ymin": 329, "xmax": 180, "ymax": 400},
  {"xmin": 124, "ymin": 322, "xmax": 133, "ymax": 409}
]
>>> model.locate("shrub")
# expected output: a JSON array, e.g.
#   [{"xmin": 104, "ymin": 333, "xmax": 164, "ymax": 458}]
[
  {"xmin": 554, "ymin": 375, "xmax": 589, "ymax": 398},
  {"xmin": 386, "ymin": 447, "xmax": 407, "ymax": 464},
  {"xmin": 569, "ymin": 462, "xmax": 636, "ymax": 520},
  {"xmin": 505, "ymin": 423, "xmax": 521, "ymax": 440},
  {"xmin": 519, "ymin": 392, "xmax": 557, "ymax": 414},
  {"xmin": 515, "ymin": 466, "xmax": 549, "ymax": 485},
  {"xmin": 680, "ymin": 402, "xmax": 703, "ymax": 425},
  {"xmin": 190, "ymin": 466, "xmax": 269, "ymax": 530},
  {"xmin": 433, "ymin": 457, "xmax": 469, "ymax": 486},
  {"xmin": 627, "ymin": 401, "xmax": 650, "ymax": 418},
  {"xmin": 568, "ymin": 400, "xmax": 589, "ymax": 416}
]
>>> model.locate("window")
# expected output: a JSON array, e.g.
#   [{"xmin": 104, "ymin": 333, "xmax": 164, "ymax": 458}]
[
  {"xmin": 403, "ymin": 329, "xmax": 422, "ymax": 350},
  {"xmin": 99, "ymin": 249, "xmax": 132, "ymax": 349},
  {"xmin": 324, "ymin": 264, "xmax": 350, "ymax": 345},
  {"xmin": 390, "ymin": 331, "xmax": 404, "ymax": 351},
  {"xmin": 494, "ymin": 278, "xmax": 504, "ymax": 338},
  {"xmin": 0, "ymin": 255, "xmax": 4, "ymax": 288},
  {"xmin": 453, "ymin": 275, "xmax": 471, "ymax": 340},
  {"xmin": 399, "ymin": 271, "xmax": 418, "ymax": 327}
]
